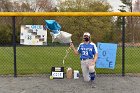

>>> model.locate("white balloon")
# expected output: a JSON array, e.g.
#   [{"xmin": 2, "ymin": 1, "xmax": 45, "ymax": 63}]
[{"xmin": 50, "ymin": 31, "xmax": 72, "ymax": 43}]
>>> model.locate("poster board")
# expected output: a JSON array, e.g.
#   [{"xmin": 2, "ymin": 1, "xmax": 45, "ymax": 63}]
[
  {"xmin": 20, "ymin": 25, "xmax": 47, "ymax": 45},
  {"xmin": 96, "ymin": 43, "xmax": 118, "ymax": 69}
]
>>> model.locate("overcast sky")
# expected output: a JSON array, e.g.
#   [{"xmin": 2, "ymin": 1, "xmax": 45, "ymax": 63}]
[{"xmin": 107, "ymin": 0, "xmax": 124, "ymax": 12}]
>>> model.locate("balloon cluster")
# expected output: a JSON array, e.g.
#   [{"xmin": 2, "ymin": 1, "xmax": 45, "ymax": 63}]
[{"xmin": 45, "ymin": 20, "xmax": 72, "ymax": 43}]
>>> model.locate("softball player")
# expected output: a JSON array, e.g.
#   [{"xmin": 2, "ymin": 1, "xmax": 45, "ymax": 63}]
[{"xmin": 70, "ymin": 32, "xmax": 98, "ymax": 88}]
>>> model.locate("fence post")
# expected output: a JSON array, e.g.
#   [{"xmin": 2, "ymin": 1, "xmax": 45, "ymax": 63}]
[
  {"xmin": 12, "ymin": 16, "xmax": 17, "ymax": 77},
  {"xmin": 122, "ymin": 16, "xmax": 125, "ymax": 76}
]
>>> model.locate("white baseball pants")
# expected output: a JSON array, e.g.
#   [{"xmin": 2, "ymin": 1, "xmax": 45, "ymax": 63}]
[{"xmin": 81, "ymin": 59, "xmax": 96, "ymax": 81}]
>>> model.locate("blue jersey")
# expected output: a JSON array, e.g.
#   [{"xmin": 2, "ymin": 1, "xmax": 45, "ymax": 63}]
[{"xmin": 77, "ymin": 42, "xmax": 98, "ymax": 60}]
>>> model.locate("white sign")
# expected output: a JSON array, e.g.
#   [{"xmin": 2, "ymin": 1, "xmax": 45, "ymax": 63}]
[
  {"xmin": 52, "ymin": 72, "xmax": 64, "ymax": 78},
  {"xmin": 20, "ymin": 25, "xmax": 47, "ymax": 45}
]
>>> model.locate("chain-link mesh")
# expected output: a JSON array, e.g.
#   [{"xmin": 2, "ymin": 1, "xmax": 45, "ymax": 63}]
[
  {"xmin": 0, "ymin": 17, "xmax": 13, "ymax": 75},
  {"xmin": 125, "ymin": 16, "xmax": 140, "ymax": 75},
  {"xmin": 0, "ymin": 16, "xmax": 140, "ymax": 76}
]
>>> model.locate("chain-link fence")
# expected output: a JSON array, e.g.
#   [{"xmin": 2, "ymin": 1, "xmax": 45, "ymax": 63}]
[{"xmin": 0, "ymin": 16, "xmax": 140, "ymax": 77}]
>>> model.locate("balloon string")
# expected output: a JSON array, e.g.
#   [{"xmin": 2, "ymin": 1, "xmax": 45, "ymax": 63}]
[{"xmin": 63, "ymin": 47, "xmax": 71, "ymax": 65}]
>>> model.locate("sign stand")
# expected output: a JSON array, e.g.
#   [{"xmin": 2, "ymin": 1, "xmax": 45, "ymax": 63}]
[{"xmin": 51, "ymin": 67, "xmax": 64, "ymax": 79}]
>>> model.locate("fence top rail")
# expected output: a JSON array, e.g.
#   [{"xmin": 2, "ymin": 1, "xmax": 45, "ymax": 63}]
[{"xmin": 0, "ymin": 12, "xmax": 140, "ymax": 17}]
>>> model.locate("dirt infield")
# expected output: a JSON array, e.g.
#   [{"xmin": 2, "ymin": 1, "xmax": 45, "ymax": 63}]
[{"xmin": 0, "ymin": 75, "xmax": 140, "ymax": 93}]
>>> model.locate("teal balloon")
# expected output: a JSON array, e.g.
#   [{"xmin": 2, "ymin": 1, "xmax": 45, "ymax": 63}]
[{"xmin": 45, "ymin": 20, "xmax": 61, "ymax": 34}]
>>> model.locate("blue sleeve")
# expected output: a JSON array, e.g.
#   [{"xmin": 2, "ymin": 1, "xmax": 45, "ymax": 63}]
[
  {"xmin": 92, "ymin": 45, "xmax": 98, "ymax": 55},
  {"xmin": 92, "ymin": 48, "xmax": 95, "ymax": 55},
  {"xmin": 77, "ymin": 45, "xmax": 81, "ymax": 54}
]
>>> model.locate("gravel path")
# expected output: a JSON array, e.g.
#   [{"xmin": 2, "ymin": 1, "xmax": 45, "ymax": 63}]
[{"xmin": 0, "ymin": 75, "xmax": 140, "ymax": 93}]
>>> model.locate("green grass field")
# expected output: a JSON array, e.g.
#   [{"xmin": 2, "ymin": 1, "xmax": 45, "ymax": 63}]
[{"xmin": 0, "ymin": 46, "xmax": 140, "ymax": 75}]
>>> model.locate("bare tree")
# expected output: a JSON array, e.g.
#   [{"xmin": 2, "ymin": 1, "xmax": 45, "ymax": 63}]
[
  {"xmin": 0, "ymin": 0, "xmax": 13, "ymax": 12},
  {"xmin": 133, "ymin": 0, "xmax": 140, "ymax": 12},
  {"xmin": 125, "ymin": 0, "xmax": 140, "ymax": 43},
  {"xmin": 132, "ymin": 0, "xmax": 140, "ymax": 42},
  {"xmin": 34, "ymin": 0, "xmax": 55, "ymax": 12},
  {"xmin": 0, "ymin": 0, "xmax": 55, "ymax": 12}
]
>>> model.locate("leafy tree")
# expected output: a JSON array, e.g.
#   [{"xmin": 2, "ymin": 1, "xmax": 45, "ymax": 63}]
[
  {"xmin": 120, "ymin": 0, "xmax": 132, "ymax": 6},
  {"xmin": 0, "ymin": 0, "xmax": 55, "ymax": 44},
  {"xmin": 56, "ymin": 0, "xmax": 114, "ymax": 43},
  {"xmin": 0, "ymin": 24, "xmax": 12, "ymax": 44}
]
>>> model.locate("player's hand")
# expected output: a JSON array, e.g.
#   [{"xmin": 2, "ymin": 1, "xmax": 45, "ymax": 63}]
[
  {"xmin": 88, "ymin": 61, "xmax": 95, "ymax": 67},
  {"xmin": 70, "ymin": 42, "xmax": 75, "ymax": 49}
]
